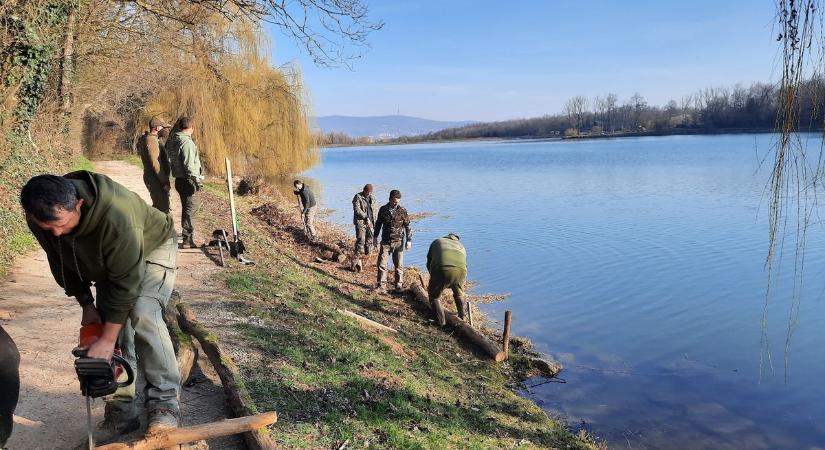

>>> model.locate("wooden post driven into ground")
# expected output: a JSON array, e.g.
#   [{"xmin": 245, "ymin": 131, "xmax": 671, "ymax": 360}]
[
  {"xmin": 503, "ymin": 310, "xmax": 512, "ymax": 360},
  {"xmin": 408, "ymin": 280, "xmax": 506, "ymax": 362},
  {"xmin": 94, "ymin": 413, "xmax": 278, "ymax": 450},
  {"xmin": 176, "ymin": 303, "xmax": 277, "ymax": 450}
]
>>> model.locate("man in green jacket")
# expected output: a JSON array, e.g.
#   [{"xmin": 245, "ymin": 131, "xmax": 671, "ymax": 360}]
[
  {"xmin": 167, "ymin": 116, "xmax": 202, "ymax": 248},
  {"xmin": 137, "ymin": 115, "xmax": 171, "ymax": 213},
  {"xmin": 20, "ymin": 171, "xmax": 181, "ymax": 441},
  {"xmin": 426, "ymin": 233, "xmax": 468, "ymax": 326}
]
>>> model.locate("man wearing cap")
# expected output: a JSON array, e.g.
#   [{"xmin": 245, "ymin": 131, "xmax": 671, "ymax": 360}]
[
  {"xmin": 137, "ymin": 116, "xmax": 171, "ymax": 213},
  {"xmin": 167, "ymin": 116, "xmax": 203, "ymax": 249},
  {"xmin": 373, "ymin": 189, "xmax": 412, "ymax": 292},
  {"xmin": 426, "ymin": 233, "xmax": 468, "ymax": 326}
]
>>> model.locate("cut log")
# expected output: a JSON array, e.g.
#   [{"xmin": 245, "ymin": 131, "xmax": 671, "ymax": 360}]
[
  {"xmin": 408, "ymin": 281, "xmax": 506, "ymax": 362},
  {"xmin": 338, "ymin": 309, "xmax": 397, "ymax": 333},
  {"xmin": 177, "ymin": 303, "xmax": 276, "ymax": 450},
  {"xmin": 94, "ymin": 412, "xmax": 278, "ymax": 450},
  {"xmin": 162, "ymin": 295, "xmax": 197, "ymax": 385}
]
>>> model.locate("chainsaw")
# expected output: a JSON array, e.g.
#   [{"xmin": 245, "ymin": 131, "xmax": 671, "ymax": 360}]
[{"xmin": 73, "ymin": 324, "xmax": 135, "ymax": 449}]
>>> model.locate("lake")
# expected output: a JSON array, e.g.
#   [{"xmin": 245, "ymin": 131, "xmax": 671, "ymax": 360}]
[{"xmin": 300, "ymin": 134, "xmax": 825, "ymax": 449}]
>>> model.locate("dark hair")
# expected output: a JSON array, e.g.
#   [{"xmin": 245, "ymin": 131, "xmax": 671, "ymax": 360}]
[
  {"xmin": 389, "ymin": 189, "xmax": 401, "ymax": 200},
  {"xmin": 363, "ymin": 183, "xmax": 373, "ymax": 192},
  {"xmin": 20, "ymin": 175, "xmax": 79, "ymax": 222},
  {"xmin": 293, "ymin": 180, "xmax": 302, "ymax": 187},
  {"xmin": 179, "ymin": 116, "xmax": 195, "ymax": 130}
]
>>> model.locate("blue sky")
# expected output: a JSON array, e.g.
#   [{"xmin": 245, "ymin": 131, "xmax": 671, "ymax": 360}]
[{"xmin": 266, "ymin": 1, "xmax": 780, "ymax": 122}]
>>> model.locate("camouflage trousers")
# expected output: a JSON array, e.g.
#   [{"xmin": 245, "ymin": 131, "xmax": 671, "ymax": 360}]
[
  {"xmin": 376, "ymin": 241, "xmax": 404, "ymax": 288},
  {"xmin": 354, "ymin": 220, "xmax": 374, "ymax": 256}
]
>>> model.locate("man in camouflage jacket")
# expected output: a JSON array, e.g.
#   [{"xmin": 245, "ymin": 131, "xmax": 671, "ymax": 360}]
[{"xmin": 373, "ymin": 189, "xmax": 412, "ymax": 292}]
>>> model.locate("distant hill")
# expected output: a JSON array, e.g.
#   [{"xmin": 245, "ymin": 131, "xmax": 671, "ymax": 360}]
[{"xmin": 315, "ymin": 115, "xmax": 474, "ymax": 138}]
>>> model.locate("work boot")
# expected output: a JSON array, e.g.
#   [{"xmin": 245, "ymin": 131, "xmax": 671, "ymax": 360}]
[
  {"xmin": 373, "ymin": 283, "xmax": 386, "ymax": 294},
  {"xmin": 392, "ymin": 283, "xmax": 404, "ymax": 294},
  {"xmin": 95, "ymin": 401, "xmax": 140, "ymax": 445},
  {"xmin": 146, "ymin": 408, "xmax": 179, "ymax": 436},
  {"xmin": 456, "ymin": 299, "xmax": 468, "ymax": 321}
]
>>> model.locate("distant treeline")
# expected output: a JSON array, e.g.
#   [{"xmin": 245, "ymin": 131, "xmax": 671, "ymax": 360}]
[
  {"xmin": 392, "ymin": 79, "xmax": 825, "ymax": 143},
  {"xmin": 317, "ymin": 132, "xmax": 375, "ymax": 146}
]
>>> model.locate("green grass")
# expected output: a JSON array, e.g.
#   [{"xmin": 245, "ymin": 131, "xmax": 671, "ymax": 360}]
[
  {"xmin": 201, "ymin": 197, "xmax": 598, "ymax": 450},
  {"xmin": 70, "ymin": 154, "xmax": 95, "ymax": 172}
]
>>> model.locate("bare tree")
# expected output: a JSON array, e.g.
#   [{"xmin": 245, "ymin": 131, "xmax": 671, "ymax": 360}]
[{"xmin": 564, "ymin": 95, "xmax": 588, "ymax": 131}]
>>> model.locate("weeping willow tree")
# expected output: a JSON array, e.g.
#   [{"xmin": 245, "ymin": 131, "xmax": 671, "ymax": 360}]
[
  {"xmin": 65, "ymin": 0, "xmax": 381, "ymax": 177},
  {"xmin": 766, "ymin": 0, "xmax": 825, "ymax": 376},
  {"xmin": 142, "ymin": 25, "xmax": 318, "ymax": 177}
]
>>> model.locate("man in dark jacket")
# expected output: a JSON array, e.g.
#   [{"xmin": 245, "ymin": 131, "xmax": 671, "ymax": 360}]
[
  {"xmin": 294, "ymin": 179, "xmax": 317, "ymax": 241},
  {"xmin": 373, "ymin": 189, "xmax": 412, "ymax": 292},
  {"xmin": 20, "ymin": 172, "xmax": 181, "ymax": 442},
  {"xmin": 137, "ymin": 115, "xmax": 171, "ymax": 213},
  {"xmin": 352, "ymin": 183, "xmax": 377, "ymax": 260},
  {"xmin": 0, "ymin": 325, "xmax": 19, "ymax": 448},
  {"xmin": 427, "ymin": 233, "xmax": 468, "ymax": 326}
]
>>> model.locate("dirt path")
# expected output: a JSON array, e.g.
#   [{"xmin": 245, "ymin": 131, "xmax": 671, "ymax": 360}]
[{"xmin": 1, "ymin": 160, "xmax": 242, "ymax": 449}]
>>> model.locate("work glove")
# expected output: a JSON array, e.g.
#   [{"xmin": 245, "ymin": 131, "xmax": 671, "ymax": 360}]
[{"xmin": 405, "ymin": 241, "xmax": 412, "ymax": 250}]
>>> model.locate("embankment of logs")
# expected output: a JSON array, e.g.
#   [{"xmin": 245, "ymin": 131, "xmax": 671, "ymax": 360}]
[{"xmin": 176, "ymin": 303, "xmax": 277, "ymax": 450}]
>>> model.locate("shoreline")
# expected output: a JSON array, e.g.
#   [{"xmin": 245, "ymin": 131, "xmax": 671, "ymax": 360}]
[
  {"xmin": 193, "ymin": 182, "xmax": 599, "ymax": 449},
  {"xmin": 321, "ymin": 127, "xmax": 822, "ymax": 149}
]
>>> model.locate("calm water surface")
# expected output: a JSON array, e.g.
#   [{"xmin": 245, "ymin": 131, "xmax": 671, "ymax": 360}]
[{"xmin": 300, "ymin": 135, "xmax": 825, "ymax": 449}]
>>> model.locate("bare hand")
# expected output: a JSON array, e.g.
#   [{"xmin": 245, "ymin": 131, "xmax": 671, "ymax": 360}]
[
  {"xmin": 405, "ymin": 241, "xmax": 412, "ymax": 250},
  {"xmin": 85, "ymin": 336, "xmax": 115, "ymax": 361},
  {"xmin": 81, "ymin": 304, "xmax": 102, "ymax": 326}
]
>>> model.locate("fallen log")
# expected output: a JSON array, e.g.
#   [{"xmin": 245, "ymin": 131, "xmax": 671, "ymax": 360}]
[
  {"xmin": 408, "ymin": 281, "xmax": 506, "ymax": 362},
  {"xmin": 163, "ymin": 294, "xmax": 197, "ymax": 385},
  {"xmin": 177, "ymin": 303, "xmax": 276, "ymax": 450},
  {"xmin": 338, "ymin": 309, "xmax": 398, "ymax": 333},
  {"xmin": 94, "ymin": 412, "xmax": 278, "ymax": 450}
]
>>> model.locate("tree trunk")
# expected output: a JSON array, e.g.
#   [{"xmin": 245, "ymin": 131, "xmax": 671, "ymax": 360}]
[{"xmin": 59, "ymin": 7, "xmax": 75, "ymax": 115}]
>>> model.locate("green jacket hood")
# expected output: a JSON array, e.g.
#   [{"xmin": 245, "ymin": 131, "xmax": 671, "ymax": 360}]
[{"xmin": 65, "ymin": 170, "xmax": 111, "ymax": 237}]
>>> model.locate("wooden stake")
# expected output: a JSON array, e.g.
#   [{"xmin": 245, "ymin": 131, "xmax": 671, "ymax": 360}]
[
  {"xmin": 338, "ymin": 309, "xmax": 398, "ymax": 333},
  {"xmin": 94, "ymin": 412, "xmax": 278, "ymax": 450},
  {"xmin": 467, "ymin": 301, "xmax": 474, "ymax": 328},
  {"xmin": 503, "ymin": 310, "xmax": 512, "ymax": 361},
  {"xmin": 177, "ymin": 303, "xmax": 277, "ymax": 450}
]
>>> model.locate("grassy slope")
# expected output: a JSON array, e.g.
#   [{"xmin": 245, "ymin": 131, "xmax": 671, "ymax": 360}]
[{"xmin": 197, "ymin": 183, "xmax": 596, "ymax": 450}]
